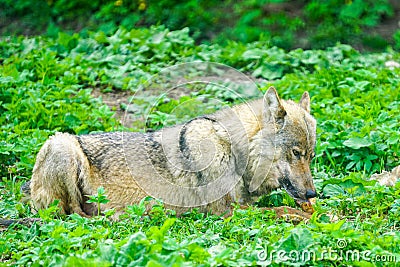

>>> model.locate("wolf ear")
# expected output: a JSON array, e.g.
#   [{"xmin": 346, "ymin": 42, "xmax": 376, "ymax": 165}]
[
  {"xmin": 299, "ymin": 91, "xmax": 310, "ymax": 113},
  {"xmin": 263, "ymin": 86, "xmax": 286, "ymax": 124}
]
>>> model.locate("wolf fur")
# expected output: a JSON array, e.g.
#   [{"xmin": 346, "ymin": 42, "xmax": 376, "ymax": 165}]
[
  {"xmin": 26, "ymin": 87, "xmax": 317, "ymax": 217},
  {"xmin": 370, "ymin": 165, "xmax": 400, "ymax": 186}
]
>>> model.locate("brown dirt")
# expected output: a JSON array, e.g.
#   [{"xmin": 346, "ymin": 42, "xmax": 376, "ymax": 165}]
[{"xmin": 91, "ymin": 88, "xmax": 133, "ymax": 127}]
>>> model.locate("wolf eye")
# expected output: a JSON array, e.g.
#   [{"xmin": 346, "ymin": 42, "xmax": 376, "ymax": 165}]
[{"xmin": 292, "ymin": 149, "xmax": 301, "ymax": 159}]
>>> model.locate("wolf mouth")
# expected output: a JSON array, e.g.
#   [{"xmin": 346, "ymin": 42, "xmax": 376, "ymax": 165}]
[{"xmin": 278, "ymin": 172, "xmax": 310, "ymax": 206}]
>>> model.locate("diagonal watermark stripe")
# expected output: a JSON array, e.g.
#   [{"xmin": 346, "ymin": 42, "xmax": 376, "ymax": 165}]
[{"xmin": 121, "ymin": 62, "xmax": 276, "ymax": 207}]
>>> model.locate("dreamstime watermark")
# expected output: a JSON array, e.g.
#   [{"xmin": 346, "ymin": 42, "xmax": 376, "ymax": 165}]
[{"xmin": 257, "ymin": 239, "xmax": 397, "ymax": 264}]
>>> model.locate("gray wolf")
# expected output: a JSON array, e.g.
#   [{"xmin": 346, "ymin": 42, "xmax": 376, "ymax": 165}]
[{"xmin": 24, "ymin": 87, "xmax": 317, "ymax": 217}]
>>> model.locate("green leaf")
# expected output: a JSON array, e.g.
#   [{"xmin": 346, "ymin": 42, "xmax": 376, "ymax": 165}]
[
  {"xmin": 253, "ymin": 64, "xmax": 284, "ymax": 80},
  {"xmin": 343, "ymin": 137, "xmax": 372, "ymax": 149},
  {"xmin": 64, "ymin": 256, "xmax": 111, "ymax": 267},
  {"xmin": 323, "ymin": 184, "xmax": 345, "ymax": 197},
  {"xmin": 97, "ymin": 186, "xmax": 106, "ymax": 195},
  {"xmin": 146, "ymin": 260, "xmax": 164, "ymax": 267},
  {"xmin": 278, "ymin": 228, "xmax": 314, "ymax": 252},
  {"xmin": 242, "ymin": 48, "xmax": 264, "ymax": 60},
  {"xmin": 313, "ymin": 219, "xmax": 346, "ymax": 232}
]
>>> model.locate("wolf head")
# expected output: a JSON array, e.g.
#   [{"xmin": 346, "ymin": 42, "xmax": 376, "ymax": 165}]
[{"xmin": 249, "ymin": 87, "xmax": 317, "ymax": 205}]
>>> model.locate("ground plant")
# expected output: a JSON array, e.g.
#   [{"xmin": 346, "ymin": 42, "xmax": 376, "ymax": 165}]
[
  {"xmin": 0, "ymin": 0, "xmax": 398, "ymax": 50},
  {"xmin": 0, "ymin": 27, "xmax": 399, "ymax": 266}
]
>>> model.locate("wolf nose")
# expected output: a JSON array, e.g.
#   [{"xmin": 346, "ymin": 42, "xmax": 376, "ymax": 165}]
[{"xmin": 306, "ymin": 189, "xmax": 317, "ymax": 199}]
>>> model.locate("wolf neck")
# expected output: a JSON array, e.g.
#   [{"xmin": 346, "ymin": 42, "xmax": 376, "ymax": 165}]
[
  {"xmin": 213, "ymin": 99, "xmax": 264, "ymax": 140},
  {"xmin": 220, "ymin": 99, "xmax": 283, "ymax": 199}
]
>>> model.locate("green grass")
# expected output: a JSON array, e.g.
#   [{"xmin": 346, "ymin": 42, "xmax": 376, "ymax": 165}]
[{"xmin": 1, "ymin": 27, "xmax": 400, "ymax": 266}]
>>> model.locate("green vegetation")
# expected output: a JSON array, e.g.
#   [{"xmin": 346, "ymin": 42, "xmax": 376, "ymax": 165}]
[
  {"xmin": 1, "ymin": 27, "xmax": 399, "ymax": 266},
  {"xmin": 1, "ymin": 0, "xmax": 399, "ymax": 50}
]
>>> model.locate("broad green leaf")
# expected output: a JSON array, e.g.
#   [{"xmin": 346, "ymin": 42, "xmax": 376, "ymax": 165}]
[
  {"xmin": 343, "ymin": 137, "xmax": 372, "ymax": 149},
  {"xmin": 323, "ymin": 184, "xmax": 345, "ymax": 197},
  {"xmin": 278, "ymin": 228, "xmax": 314, "ymax": 251}
]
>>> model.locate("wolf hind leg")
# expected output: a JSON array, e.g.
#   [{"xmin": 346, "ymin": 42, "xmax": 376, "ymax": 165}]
[{"xmin": 30, "ymin": 133, "xmax": 89, "ymax": 217}]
